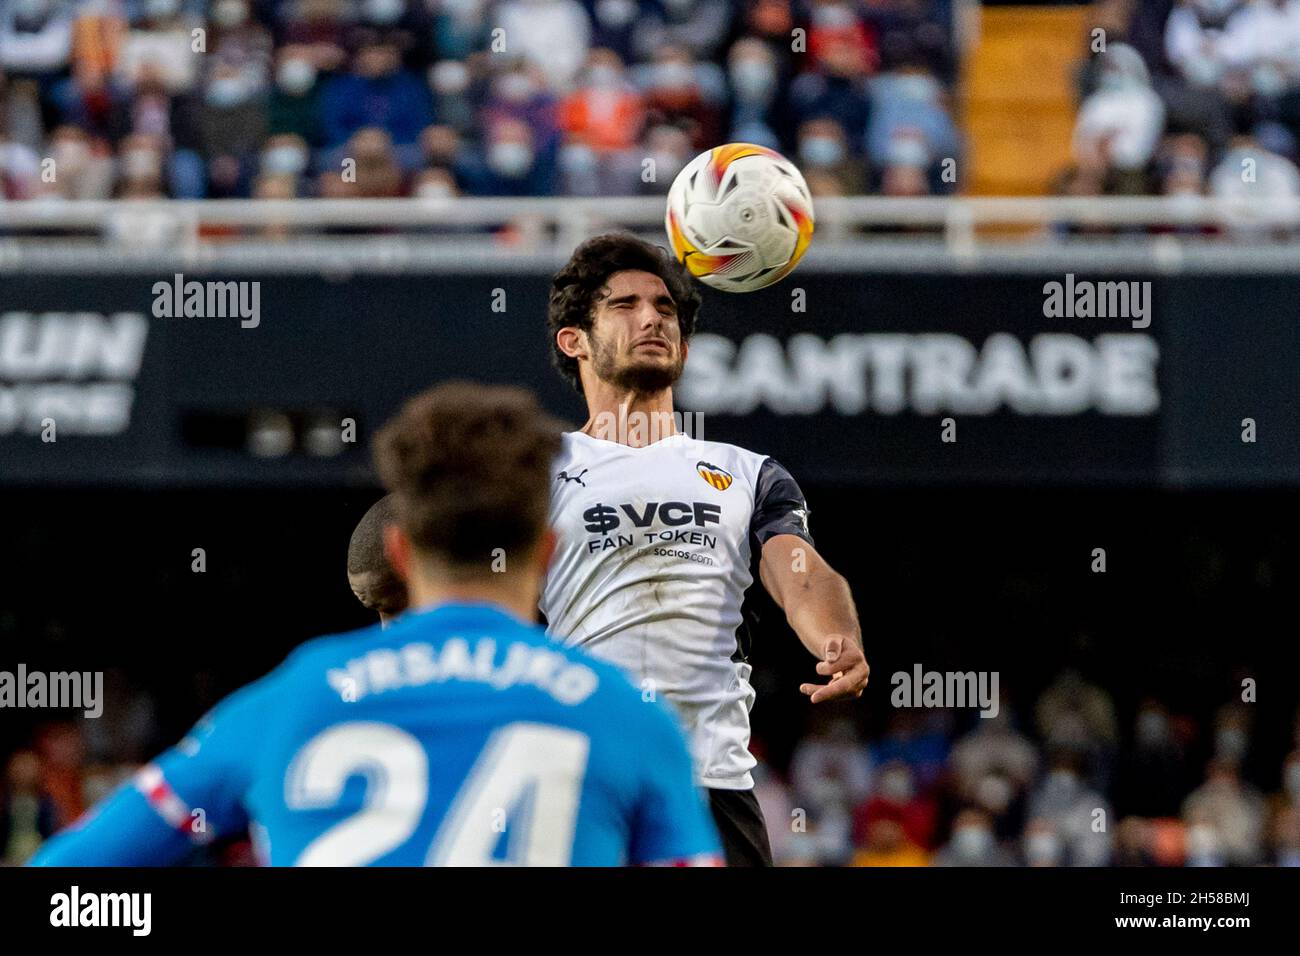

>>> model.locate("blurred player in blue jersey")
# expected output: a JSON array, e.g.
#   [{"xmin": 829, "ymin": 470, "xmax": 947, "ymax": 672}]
[{"xmin": 31, "ymin": 382, "xmax": 721, "ymax": 867}]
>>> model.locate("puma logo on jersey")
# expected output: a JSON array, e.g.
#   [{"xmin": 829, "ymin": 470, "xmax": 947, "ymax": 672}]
[
  {"xmin": 557, "ymin": 469, "xmax": 588, "ymax": 487},
  {"xmin": 696, "ymin": 461, "xmax": 733, "ymax": 491}
]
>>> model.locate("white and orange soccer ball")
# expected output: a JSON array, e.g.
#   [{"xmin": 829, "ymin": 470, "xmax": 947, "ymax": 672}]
[{"xmin": 665, "ymin": 143, "xmax": 815, "ymax": 293}]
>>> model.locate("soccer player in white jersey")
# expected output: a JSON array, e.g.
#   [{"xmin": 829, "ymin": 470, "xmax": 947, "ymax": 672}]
[{"xmin": 542, "ymin": 233, "xmax": 869, "ymax": 865}]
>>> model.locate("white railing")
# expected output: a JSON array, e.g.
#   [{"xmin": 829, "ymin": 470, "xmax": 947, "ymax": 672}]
[{"xmin": 2, "ymin": 195, "xmax": 1300, "ymax": 250}]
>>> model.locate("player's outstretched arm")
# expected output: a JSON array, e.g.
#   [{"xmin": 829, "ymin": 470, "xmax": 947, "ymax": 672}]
[
  {"xmin": 759, "ymin": 533, "xmax": 869, "ymax": 704},
  {"xmin": 28, "ymin": 677, "xmax": 271, "ymax": 866}
]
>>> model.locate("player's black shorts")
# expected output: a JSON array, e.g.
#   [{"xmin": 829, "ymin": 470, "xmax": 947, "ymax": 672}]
[{"xmin": 707, "ymin": 788, "xmax": 773, "ymax": 867}]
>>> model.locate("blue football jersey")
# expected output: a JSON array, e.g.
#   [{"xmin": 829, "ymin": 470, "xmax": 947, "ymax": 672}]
[{"xmin": 30, "ymin": 603, "xmax": 721, "ymax": 866}]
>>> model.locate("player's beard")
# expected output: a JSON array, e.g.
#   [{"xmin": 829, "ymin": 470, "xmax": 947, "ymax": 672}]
[{"xmin": 590, "ymin": 331, "xmax": 684, "ymax": 394}]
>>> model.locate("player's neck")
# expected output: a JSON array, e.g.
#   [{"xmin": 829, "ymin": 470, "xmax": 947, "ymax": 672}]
[
  {"xmin": 580, "ymin": 386, "xmax": 677, "ymax": 448},
  {"xmin": 406, "ymin": 579, "xmax": 541, "ymax": 626}
]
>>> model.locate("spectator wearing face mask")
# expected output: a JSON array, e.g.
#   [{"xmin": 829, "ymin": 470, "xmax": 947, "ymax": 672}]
[
  {"xmin": 852, "ymin": 760, "xmax": 936, "ymax": 851},
  {"xmin": 790, "ymin": 32, "xmax": 874, "ymax": 153},
  {"xmin": 461, "ymin": 116, "xmax": 557, "ymax": 196},
  {"xmin": 634, "ymin": 44, "xmax": 725, "ymax": 150},
  {"xmin": 1072, "ymin": 42, "xmax": 1165, "ymax": 192},
  {"xmin": 318, "ymin": 36, "xmax": 434, "ymax": 150},
  {"xmin": 1181, "ymin": 757, "xmax": 1266, "ymax": 866},
  {"xmin": 727, "ymin": 37, "xmax": 783, "ymax": 145},
  {"xmin": 796, "ymin": 116, "xmax": 867, "ymax": 194},
  {"xmin": 1021, "ymin": 817, "xmax": 1064, "ymax": 867},
  {"xmin": 558, "ymin": 50, "xmax": 646, "ymax": 154},
  {"xmin": 481, "ymin": 63, "xmax": 561, "ymax": 162},
  {"xmin": 116, "ymin": 0, "xmax": 202, "ymax": 95},
  {"xmin": 494, "ymin": 0, "xmax": 592, "ymax": 91},
  {"xmin": 428, "ymin": 58, "xmax": 477, "ymax": 136},
  {"xmin": 269, "ymin": 45, "xmax": 324, "ymax": 146},
  {"xmin": 932, "ymin": 808, "xmax": 1017, "ymax": 866},
  {"xmin": 258, "ymin": 132, "xmax": 312, "ymax": 188},
  {"xmin": 866, "ymin": 62, "xmax": 960, "ymax": 193},
  {"xmin": 1027, "ymin": 755, "xmax": 1113, "ymax": 866},
  {"xmin": 194, "ymin": 60, "xmax": 268, "ymax": 181}
]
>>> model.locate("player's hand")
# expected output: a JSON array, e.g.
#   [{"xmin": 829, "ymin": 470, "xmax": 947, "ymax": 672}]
[{"xmin": 799, "ymin": 636, "xmax": 868, "ymax": 704}]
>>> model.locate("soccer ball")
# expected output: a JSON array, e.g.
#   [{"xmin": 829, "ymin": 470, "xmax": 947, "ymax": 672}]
[{"xmin": 665, "ymin": 143, "xmax": 815, "ymax": 293}]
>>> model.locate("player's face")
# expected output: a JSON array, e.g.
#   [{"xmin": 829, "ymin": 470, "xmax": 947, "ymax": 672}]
[{"xmin": 588, "ymin": 270, "xmax": 686, "ymax": 393}]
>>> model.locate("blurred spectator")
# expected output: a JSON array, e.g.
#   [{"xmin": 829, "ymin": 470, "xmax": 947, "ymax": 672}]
[
  {"xmin": 949, "ymin": 707, "xmax": 1039, "ymax": 796},
  {"xmin": 636, "ymin": 122, "xmax": 692, "ymax": 194},
  {"xmin": 481, "ymin": 61, "xmax": 560, "ymax": 160},
  {"xmin": 460, "ymin": 115, "xmax": 556, "ymax": 195},
  {"xmin": 1034, "ymin": 669, "xmax": 1118, "ymax": 788},
  {"xmin": 865, "ymin": 0, "xmax": 955, "ymax": 80},
  {"xmin": 1, "ymin": 750, "xmax": 54, "ymax": 865},
  {"xmin": 318, "ymin": 35, "xmax": 433, "ymax": 149},
  {"xmin": 633, "ymin": 0, "xmax": 733, "ymax": 64},
  {"xmin": 1072, "ymin": 42, "xmax": 1165, "ymax": 191},
  {"xmin": 1181, "ymin": 756, "xmax": 1267, "ymax": 865},
  {"xmin": 852, "ymin": 759, "xmax": 936, "ymax": 849},
  {"xmin": 751, "ymin": 749, "xmax": 796, "ymax": 862},
  {"xmin": 1026, "ymin": 753, "xmax": 1113, "ymax": 865},
  {"xmin": 268, "ymin": 44, "xmax": 324, "ymax": 145},
  {"xmin": 866, "ymin": 63, "xmax": 959, "ymax": 193},
  {"xmin": 1114, "ymin": 699, "xmax": 1197, "ymax": 817},
  {"xmin": 559, "ymin": 49, "xmax": 645, "ymax": 153},
  {"xmin": 932, "ymin": 808, "xmax": 1017, "ymax": 866},
  {"xmin": 850, "ymin": 818, "xmax": 930, "ymax": 866},
  {"xmin": 1273, "ymin": 803, "xmax": 1300, "ymax": 866},
  {"xmin": 633, "ymin": 43, "xmax": 725, "ymax": 150},
  {"xmin": 789, "ymin": 29, "xmax": 873, "ymax": 153},
  {"xmin": 1021, "ymin": 817, "xmax": 1065, "ymax": 867},
  {"xmin": 0, "ymin": 0, "xmax": 74, "ymax": 80},
  {"xmin": 869, "ymin": 711, "xmax": 949, "ymax": 791},
  {"xmin": 790, "ymin": 714, "xmax": 873, "ymax": 811},
  {"xmin": 40, "ymin": 124, "xmax": 115, "ymax": 199},
  {"xmin": 427, "ymin": 58, "xmax": 477, "ymax": 135},
  {"xmin": 0, "ymin": 104, "xmax": 42, "ymax": 198},
  {"xmin": 116, "ymin": 0, "xmax": 200, "ymax": 95},
  {"xmin": 797, "ymin": 115, "xmax": 867, "ymax": 193},
  {"xmin": 493, "ymin": 0, "xmax": 592, "ymax": 91}
]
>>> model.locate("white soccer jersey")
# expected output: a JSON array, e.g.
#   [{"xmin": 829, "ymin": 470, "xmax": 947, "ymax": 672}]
[{"xmin": 540, "ymin": 430, "xmax": 813, "ymax": 790}]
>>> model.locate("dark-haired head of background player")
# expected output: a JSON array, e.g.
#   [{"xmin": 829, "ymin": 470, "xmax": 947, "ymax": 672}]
[
  {"xmin": 347, "ymin": 494, "xmax": 409, "ymax": 626},
  {"xmin": 374, "ymin": 382, "xmax": 561, "ymax": 619}
]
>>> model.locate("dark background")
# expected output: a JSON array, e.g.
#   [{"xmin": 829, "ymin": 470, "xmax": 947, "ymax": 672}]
[{"xmin": 3, "ymin": 482, "xmax": 1293, "ymax": 794}]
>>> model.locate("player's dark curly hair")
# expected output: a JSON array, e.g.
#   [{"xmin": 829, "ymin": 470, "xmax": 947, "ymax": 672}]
[
  {"xmin": 546, "ymin": 232, "xmax": 701, "ymax": 394},
  {"xmin": 374, "ymin": 381, "xmax": 563, "ymax": 572}
]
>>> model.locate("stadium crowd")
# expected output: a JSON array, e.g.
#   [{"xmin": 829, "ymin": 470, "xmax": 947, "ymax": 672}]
[
  {"xmin": 1067, "ymin": 0, "xmax": 1300, "ymax": 204},
  {"xmin": 0, "ymin": 0, "xmax": 961, "ymax": 204},
  {"xmin": 3, "ymin": 668, "xmax": 1299, "ymax": 866}
]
